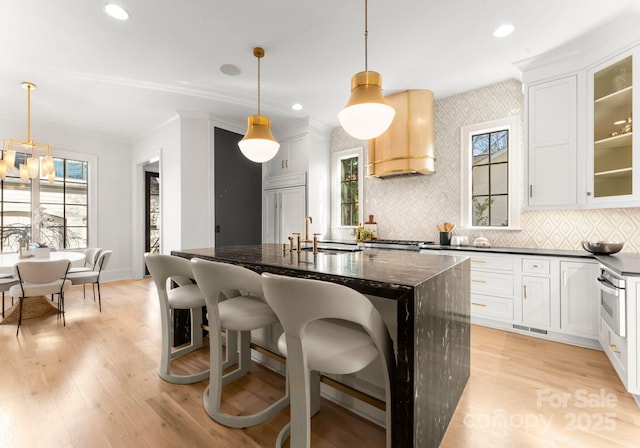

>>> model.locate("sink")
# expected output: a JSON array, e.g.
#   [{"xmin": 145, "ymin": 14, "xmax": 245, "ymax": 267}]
[{"xmin": 301, "ymin": 245, "xmax": 362, "ymax": 254}]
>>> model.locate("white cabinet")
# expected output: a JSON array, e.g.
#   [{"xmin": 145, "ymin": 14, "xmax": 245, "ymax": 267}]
[
  {"xmin": 522, "ymin": 276, "xmax": 551, "ymax": 329},
  {"xmin": 586, "ymin": 49, "xmax": 640, "ymax": 207},
  {"xmin": 468, "ymin": 253, "xmax": 515, "ymax": 324},
  {"xmin": 264, "ymin": 136, "xmax": 307, "ymax": 178},
  {"xmin": 560, "ymin": 261, "xmax": 600, "ymax": 338},
  {"xmin": 263, "ymin": 184, "xmax": 306, "ymax": 245},
  {"xmin": 527, "ymin": 76, "xmax": 578, "ymax": 208}
]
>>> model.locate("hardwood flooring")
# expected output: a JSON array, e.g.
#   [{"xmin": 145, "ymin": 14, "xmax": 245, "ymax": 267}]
[{"xmin": 0, "ymin": 278, "xmax": 638, "ymax": 447}]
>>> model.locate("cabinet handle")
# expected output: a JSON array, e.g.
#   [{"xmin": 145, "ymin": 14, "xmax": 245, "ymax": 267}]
[
  {"xmin": 529, "ymin": 184, "xmax": 533, "ymax": 198},
  {"xmin": 471, "ymin": 259, "xmax": 486, "ymax": 264},
  {"xmin": 285, "ymin": 159, "xmax": 288, "ymax": 168},
  {"xmin": 524, "ymin": 285, "xmax": 527, "ymax": 299},
  {"xmin": 562, "ymin": 271, "xmax": 567, "ymax": 287},
  {"xmin": 609, "ymin": 343, "xmax": 620, "ymax": 354},
  {"xmin": 471, "ymin": 302, "xmax": 487, "ymax": 307},
  {"xmin": 281, "ymin": 160, "xmax": 284, "ymax": 169},
  {"xmin": 472, "ymin": 279, "xmax": 486, "ymax": 284}
]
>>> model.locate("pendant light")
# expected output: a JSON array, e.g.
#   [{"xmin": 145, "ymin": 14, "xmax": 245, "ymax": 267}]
[
  {"xmin": 339, "ymin": 0, "xmax": 395, "ymax": 140},
  {"xmin": 238, "ymin": 47, "xmax": 280, "ymax": 163}
]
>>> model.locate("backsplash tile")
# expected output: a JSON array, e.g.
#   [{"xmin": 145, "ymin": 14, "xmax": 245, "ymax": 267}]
[{"xmin": 331, "ymin": 79, "xmax": 640, "ymax": 253}]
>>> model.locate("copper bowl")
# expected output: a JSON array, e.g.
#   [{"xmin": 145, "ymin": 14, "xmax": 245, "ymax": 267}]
[{"xmin": 581, "ymin": 241, "xmax": 624, "ymax": 255}]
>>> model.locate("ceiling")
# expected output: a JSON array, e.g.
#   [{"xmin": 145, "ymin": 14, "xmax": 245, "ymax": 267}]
[{"xmin": 0, "ymin": 0, "xmax": 638, "ymax": 142}]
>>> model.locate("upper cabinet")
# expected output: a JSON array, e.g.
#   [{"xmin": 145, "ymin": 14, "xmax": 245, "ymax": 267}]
[
  {"xmin": 587, "ymin": 51, "xmax": 639, "ymax": 206},
  {"xmin": 520, "ymin": 12, "xmax": 640, "ymax": 210}
]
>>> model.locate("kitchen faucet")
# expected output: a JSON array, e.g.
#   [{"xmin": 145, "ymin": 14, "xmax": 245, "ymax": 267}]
[{"xmin": 302, "ymin": 216, "xmax": 313, "ymax": 243}]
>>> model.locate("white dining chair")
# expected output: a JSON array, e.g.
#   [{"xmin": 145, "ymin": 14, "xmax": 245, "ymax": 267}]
[
  {"xmin": 261, "ymin": 272, "xmax": 395, "ymax": 448},
  {"xmin": 144, "ymin": 253, "xmax": 209, "ymax": 384},
  {"xmin": 10, "ymin": 259, "xmax": 71, "ymax": 336},
  {"xmin": 191, "ymin": 258, "xmax": 289, "ymax": 428},
  {"xmin": 0, "ymin": 275, "xmax": 19, "ymax": 318},
  {"xmin": 66, "ymin": 250, "xmax": 112, "ymax": 311}
]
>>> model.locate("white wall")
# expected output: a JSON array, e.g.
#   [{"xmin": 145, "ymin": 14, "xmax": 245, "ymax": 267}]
[{"xmin": 0, "ymin": 116, "xmax": 133, "ymax": 280}]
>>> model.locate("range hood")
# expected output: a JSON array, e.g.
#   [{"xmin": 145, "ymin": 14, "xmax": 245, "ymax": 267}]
[{"xmin": 366, "ymin": 89, "xmax": 435, "ymax": 178}]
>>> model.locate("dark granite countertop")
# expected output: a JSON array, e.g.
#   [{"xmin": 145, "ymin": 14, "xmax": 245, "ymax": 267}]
[
  {"xmin": 420, "ymin": 244, "xmax": 640, "ymax": 277},
  {"xmin": 173, "ymin": 244, "xmax": 466, "ymax": 298}
]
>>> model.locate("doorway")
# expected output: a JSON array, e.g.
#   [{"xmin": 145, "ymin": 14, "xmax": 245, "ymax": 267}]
[{"xmin": 144, "ymin": 166, "xmax": 160, "ymax": 275}]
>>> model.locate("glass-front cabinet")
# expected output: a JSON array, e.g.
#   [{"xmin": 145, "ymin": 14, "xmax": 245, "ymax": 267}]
[{"xmin": 588, "ymin": 50, "xmax": 639, "ymax": 205}]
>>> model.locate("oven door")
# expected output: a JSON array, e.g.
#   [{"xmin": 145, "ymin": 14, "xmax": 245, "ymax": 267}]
[{"xmin": 597, "ymin": 271, "xmax": 626, "ymax": 337}]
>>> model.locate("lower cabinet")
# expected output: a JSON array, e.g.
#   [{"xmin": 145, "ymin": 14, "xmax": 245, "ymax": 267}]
[
  {"xmin": 560, "ymin": 260, "xmax": 600, "ymax": 338},
  {"xmin": 522, "ymin": 275, "xmax": 551, "ymax": 329}
]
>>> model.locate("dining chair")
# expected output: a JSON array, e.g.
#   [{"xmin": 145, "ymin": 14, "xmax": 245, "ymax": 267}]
[
  {"xmin": 66, "ymin": 250, "xmax": 112, "ymax": 311},
  {"xmin": 10, "ymin": 259, "xmax": 71, "ymax": 336},
  {"xmin": 144, "ymin": 253, "xmax": 209, "ymax": 384},
  {"xmin": 191, "ymin": 258, "xmax": 289, "ymax": 428},
  {"xmin": 0, "ymin": 275, "xmax": 19, "ymax": 318},
  {"xmin": 261, "ymin": 272, "xmax": 395, "ymax": 448},
  {"xmin": 69, "ymin": 248, "xmax": 102, "ymax": 297}
]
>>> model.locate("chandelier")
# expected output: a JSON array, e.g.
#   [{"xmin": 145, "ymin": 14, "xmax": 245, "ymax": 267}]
[{"xmin": 1, "ymin": 82, "xmax": 55, "ymax": 183}]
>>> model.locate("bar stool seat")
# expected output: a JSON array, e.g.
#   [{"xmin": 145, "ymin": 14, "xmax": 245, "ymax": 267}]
[
  {"xmin": 262, "ymin": 272, "xmax": 395, "ymax": 448},
  {"xmin": 191, "ymin": 258, "xmax": 289, "ymax": 429}
]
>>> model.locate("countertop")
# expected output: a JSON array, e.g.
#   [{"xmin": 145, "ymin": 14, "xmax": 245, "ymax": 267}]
[
  {"xmin": 319, "ymin": 239, "xmax": 640, "ymax": 277},
  {"xmin": 173, "ymin": 244, "xmax": 465, "ymax": 299}
]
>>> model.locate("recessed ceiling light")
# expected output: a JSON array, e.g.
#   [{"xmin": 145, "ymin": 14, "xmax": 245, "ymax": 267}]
[
  {"xmin": 220, "ymin": 64, "xmax": 241, "ymax": 76},
  {"xmin": 292, "ymin": 103, "xmax": 303, "ymax": 111},
  {"xmin": 104, "ymin": 3, "xmax": 130, "ymax": 21},
  {"xmin": 493, "ymin": 24, "xmax": 514, "ymax": 38}
]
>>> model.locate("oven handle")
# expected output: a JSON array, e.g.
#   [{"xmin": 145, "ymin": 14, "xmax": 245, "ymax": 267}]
[{"xmin": 597, "ymin": 276, "xmax": 621, "ymax": 296}]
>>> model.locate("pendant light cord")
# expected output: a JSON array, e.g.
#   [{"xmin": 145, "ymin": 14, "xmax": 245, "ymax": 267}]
[
  {"xmin": 257, "ymin": 53, "xmax": 261, "ymax": 116},
  {"xmin": 364, "ymin": 0, "xmax": 368, "ymax": 71}
]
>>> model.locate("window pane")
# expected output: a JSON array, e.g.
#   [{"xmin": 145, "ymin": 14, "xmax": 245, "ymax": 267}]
[
  {"xmin": 341, "ymin": 204, "xmax": 351, "ymax": 226},
  {"xmin": 490, "ymin": 196, "xmax": 509, "ymax": 227},
  {"xmin": 472, "ymin": 196, "xmax": 491, "ymax": 226},
  {"xmin": 489, "ymin": 131, "xmax": 508, "ymax": 162},
  {"xmin": 66, "ymin": 160, "xmax": 88, "ymax": 181},
  {"xmin": 65, "ymin": 227, "xmax": 87, "ymax": 248},
  {"xmin": 339, "ymin": 155, "xmax": 359, "ymax": 226},
  {"xmin": 472, "ymin": 165, "xmax": 489, "ymax": 195},
  {"xmin": 40, "ymin": 181, "xmax": 65, "ymax": 204},
  {"xmin": 490, "ymin": 164, "xmax": 508, "ymax": 195},
  {"xmin": 341, "ymin": 159, "xmax": 351, "ymax": 181},
  {"xmin": 2, "ymin": 202, "xmax": 31, "ymax": 225},
  {"xmin": 472, "ymin": 134, "xmax": 489, "ymax": 165},
  {"xmin": 41, "ymin": 225, "xmax": 65, "ymax": 248},
  {"xmin": 65, "ymin": 205, "xmax": 88, "ymax": 226},
  {"xmin": 3, "ymin": 178, "xmax": 31, "ymax": 202},
  {"xmin": 3, "ymin": 225, "xmax": 31, "ymax": 252},
  {"xmin": 66, "ymin": 184, "xmax": 88, "ymax": 205}
]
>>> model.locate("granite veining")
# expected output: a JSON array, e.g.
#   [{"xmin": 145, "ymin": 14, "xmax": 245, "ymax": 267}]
[{"xmin": 173, "ymin": 244, "xmax": 470, "ymax": 448}]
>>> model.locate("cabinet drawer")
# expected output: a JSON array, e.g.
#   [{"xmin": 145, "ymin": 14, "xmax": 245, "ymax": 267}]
[
  {"xmin": 470, "ymin": 271, "xmax": 514, "ymax": 297},
  {"xmin": 470, "ymin": 294, "xmax": 514, "ymax": 322},
  {"xmin": 522, "ymin": 258, "xmax": 550, "ymax": 275},
  {"xmin": 469, "ymin": 254, "xmax": 514, "ymax": 271}
]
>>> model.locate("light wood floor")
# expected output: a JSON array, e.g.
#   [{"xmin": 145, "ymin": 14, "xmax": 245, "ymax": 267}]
[{"xmin": 1, "ymin": 279, "xmax": 639, "ymax": 447}]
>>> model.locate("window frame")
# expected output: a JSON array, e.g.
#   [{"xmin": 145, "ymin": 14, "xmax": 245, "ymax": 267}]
[
  {"xmin": 0, "ymin": 148, "xmax": 97, "ymax": 253},
  {"xmin": 331, "ymin": 147, "xmax": 364, "ymax": 229},
  {"xmin": 460, "ymin": 116, "xmax": 520, "ymax": 230}
]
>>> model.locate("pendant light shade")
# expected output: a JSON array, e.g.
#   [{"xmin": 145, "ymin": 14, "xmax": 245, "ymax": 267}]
[
  {"xmin": 339, "ymin": 71, "xmax": 395, "ymax": 140},
  {"xmin": 238, "ymin": 115, "xmax": 280, "ymax": 163},
  {"xmin": 339, "ymin": 0, "xmax": 395, "ymax": 140},
  {"xmin": 238, "ymin": 47, "xmax": 280, "ymax": 163}
]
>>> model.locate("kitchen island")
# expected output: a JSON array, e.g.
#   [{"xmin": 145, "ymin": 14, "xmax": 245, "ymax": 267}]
[{"xmin": 173, "ymin": 244, "xmax": 470, "ymax": 448}]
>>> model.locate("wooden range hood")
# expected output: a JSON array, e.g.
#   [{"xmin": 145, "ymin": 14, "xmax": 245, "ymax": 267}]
[{"xmin": 366, "ymin": 89, "xmax": 435, "ymax": 178}]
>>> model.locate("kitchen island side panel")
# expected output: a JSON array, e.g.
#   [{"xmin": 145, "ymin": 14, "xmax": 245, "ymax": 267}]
[{"xmin": 415, "ymin": 259, "xmax": 471, "ymax": 446}]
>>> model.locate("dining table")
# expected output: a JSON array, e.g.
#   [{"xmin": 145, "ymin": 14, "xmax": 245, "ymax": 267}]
[{"xmin": 0, "ymin": 250, "xmax": 86, "ymax": 324}]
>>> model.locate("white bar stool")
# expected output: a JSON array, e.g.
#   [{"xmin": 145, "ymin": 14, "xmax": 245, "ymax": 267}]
[
  {"xmin": 145, "ymin": 254, "xmax": 209, "ymax": 384},
  {"xmin": 261, "ymin": 272, "xmax": 395, "ymax": 448},
  {"xmin": 191, "ymin": 258, "xmax": 289, "ymax": 428}
]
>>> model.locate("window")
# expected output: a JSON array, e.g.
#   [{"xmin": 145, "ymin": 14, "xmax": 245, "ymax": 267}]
[
  {"xmin": 331, "ymin": 147, "xmax": 363, "ymax": 228},
  {"xmin": 461, "ymin": 117, "xmax": 520, "ymax": 229},
  {"xmin": 0, "ymin": 151, "xmax": 92, "ymax": 252}
]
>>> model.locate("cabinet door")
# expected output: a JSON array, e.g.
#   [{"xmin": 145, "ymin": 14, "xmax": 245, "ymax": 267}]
[
  {"xmin": 527, "ymin": 76, "xmax": 578, "ymax": 208},
  {"xmin": 587, "ymin": 48, "xmax": 639, "ymax": 207},
  {"xmin": 522, "ymin": 276, "xmax": 551, "ymax": 328},
  {"xmin": 262, "ymin": 189, "xmax": 279, "ymax": 244},
  {"xmin": 279, "ymin": 186, "xmax": 306, "ymax": 244},
  {"xmin": 560, "ymin": 261, "xmax": 599, "ymax": 338},
  {"xmin": 264, "ymin": 141, "xmax": 290, "ymax": 178}
]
